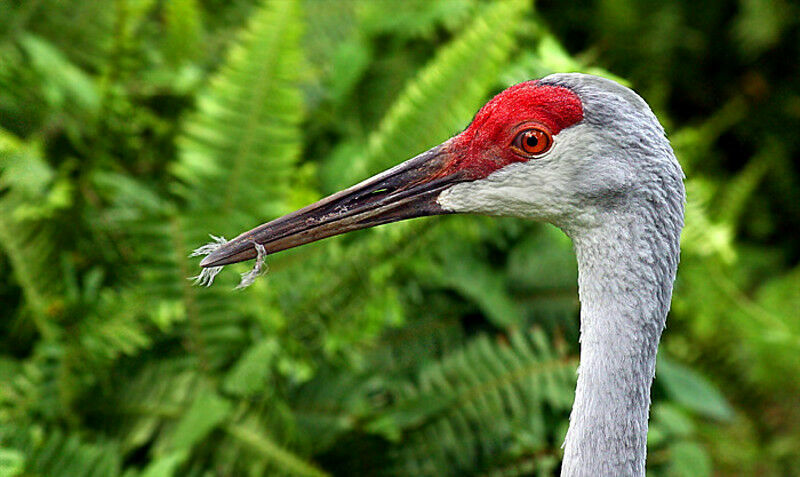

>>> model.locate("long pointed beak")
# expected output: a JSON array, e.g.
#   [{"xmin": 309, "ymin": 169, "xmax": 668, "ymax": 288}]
[{"xmin": 199, "ymin": 143, "xmax": 465, "ymax": 268}]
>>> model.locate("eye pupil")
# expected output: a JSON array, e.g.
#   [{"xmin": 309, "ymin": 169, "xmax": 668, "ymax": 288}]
[{"xmin": 513, "ymin": 126, "xmax": 552, "ymax": 157}]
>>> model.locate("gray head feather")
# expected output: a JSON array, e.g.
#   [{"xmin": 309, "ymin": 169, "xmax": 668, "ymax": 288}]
[{"xmin": 439, "ymin": 74, "xmax": 686, "ymax": 476}]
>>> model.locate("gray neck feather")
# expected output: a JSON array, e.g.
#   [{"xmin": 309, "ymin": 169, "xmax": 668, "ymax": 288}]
[
  {"xmin": 535, "ymin": 72, "xmax": 685, "ymax": 476},
  {"xmin": 560, "ymin": 195, "xmax": 683, "ymax": 476}
]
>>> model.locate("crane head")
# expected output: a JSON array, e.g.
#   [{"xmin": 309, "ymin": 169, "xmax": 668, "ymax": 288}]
[{"xmin": 198, "ymin": 73, "xmax": 683, "ymax": 272}]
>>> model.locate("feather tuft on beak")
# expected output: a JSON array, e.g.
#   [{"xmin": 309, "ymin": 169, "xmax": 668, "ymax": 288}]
[
  {"xmin": 190, "ymin": 235, "xmax": 228, "ymax": 287},
  {"xmin": 235, "ymin": 242, "xmax": 268, "ymax": 289},
  {"xmin": 190, "ymin": 235, "xmax": 270, "ymax": 289}
]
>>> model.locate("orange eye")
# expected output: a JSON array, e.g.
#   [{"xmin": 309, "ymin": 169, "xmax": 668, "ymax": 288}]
[{"xmin": 512, "ymin": 127, "xmax": 553, "ymax": 157}]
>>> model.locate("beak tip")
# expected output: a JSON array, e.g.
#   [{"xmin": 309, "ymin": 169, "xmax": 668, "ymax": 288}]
[
  {"xmin": 196, "ymin": 237, "xmax": 259, "ymax": 268},
  {"xmin": 199, "ymin": 254, "xmax": 219, "ymax": 268}
]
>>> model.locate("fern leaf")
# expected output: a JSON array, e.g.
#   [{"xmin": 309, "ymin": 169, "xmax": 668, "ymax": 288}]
[
  {"xmin": 162, "ymin": 0, "xmax": 203, "ymax": 65},
  {"xmin": 0, "ymin": 44, "xmax": 49, "ymax": 135},
  {"xmin": 501, "ymin": 35, "xmax": 628, "ymax": 88},
  {"xmin": 0, "ymin": 426, "xmax": 122, "ymax": 477},
  {"xmin": 70, "ymin": 288, "xmax": 153, "ymax": 369},
  {"xmin": 160, "ymin": 387, "xmax": 232, "ymax": 454},
  {"xmin": 0, "ymin": 131, "xmax": 62, "ymax": 332},
  {"xmin": 358, "ymin": 0, "xmax": 478, "ymax": 39},
  {"xmin": 19, "ymin": 0, "xmax": 115, "ymax": 70},
  {"xmin": 717, "ymin": 142, "xmax": 775, "ymax": 226},
  {"xmin": 174, "ymin": 0, "xmax": 305, "ymax": 222},
  {"xmin": 225, "ymin": 422, "xmax": 331, "ymax": 477},
  {"xmin": 371, "ymin": 316, "xmax": 466, "ymax": 373},
  {"xmin": 327, "ymin": 0, "xmax": 528, "ymax": 189},
  {"xmin": 1, "ymin": 344, "xmax": 67, "ymax": 423},
  {"xmin": 101, "ymin": 0, "xmax": 307, "ymax": 370},
  {"xmin": 19, "ymin": 34, "xmax": 101, "ymax": 117},
  {"xmin": 370, "ymin": 329, "xmax": 577, "ymax": 475},
  {"xmin": 681, "ymin": 180, "xmax": 735, "ymax": 262},
  {"xmin": 96, "ymin": 359, "xmax": 199, "ymax": 455}
]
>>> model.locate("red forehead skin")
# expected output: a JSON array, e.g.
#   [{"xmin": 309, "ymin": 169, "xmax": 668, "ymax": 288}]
[{"xmin": 439, "ymin": 81, "xmax": 583, "ymax": 180}]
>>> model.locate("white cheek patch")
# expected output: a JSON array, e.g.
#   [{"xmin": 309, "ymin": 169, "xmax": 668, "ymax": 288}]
[
  {"xmin": 436, "ymin": 187, "xmax": 460, "ymax": 212},
  {"xmin": 436, "ymin": 159, "xmax": 538, "ymax": 216},
  {"xmin": 435, "ymin": 123, "xmax": 595, "ymax": 219}
]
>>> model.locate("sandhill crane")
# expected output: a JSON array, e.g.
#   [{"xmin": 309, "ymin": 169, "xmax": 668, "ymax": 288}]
[{"xmin": 196, "ymin": 73, "xmax": 685, "ymax": 476}]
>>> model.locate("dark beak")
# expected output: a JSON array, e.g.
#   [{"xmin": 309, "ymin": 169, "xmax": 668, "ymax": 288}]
[{"xmin": 199, "ymin": 143, "xmax": 466, "ymax": 268}]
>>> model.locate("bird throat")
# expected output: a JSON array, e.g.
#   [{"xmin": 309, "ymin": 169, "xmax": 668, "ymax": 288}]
[{"xmin": 561, "ymin": 207, "xmax": 682, "ymax": 476}]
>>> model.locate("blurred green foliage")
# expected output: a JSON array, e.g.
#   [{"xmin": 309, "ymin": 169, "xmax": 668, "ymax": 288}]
[{"xmin": 0, "ymin": 0, "xmax": 798, "ymax": 475}]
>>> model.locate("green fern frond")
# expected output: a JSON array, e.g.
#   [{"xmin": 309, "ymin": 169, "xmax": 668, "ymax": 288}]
[
  {"xmin": 102, "ymin": 359, "xmax": 199, "ymax": 454},
  {"xmin": 73, "ymin": 289, "xmax": 153, "ymax": 363},
  {"xmin": 225, "ymin": 422, "xmax": 331, "ymax": 477},
  {"xmin": 505, "ymin": 226, "xmax": 579, "ymax": 331},
  {"xmin": 162, "ymin": 0, "xmax": 204, "ymax": 65},
  {"xmin": 737, "ymin": 266, "xmax": 800, "ymax": 390},
  {"xmin": 258, "ymin": 211, "xmax": 470, "ymax": 368},
  {"xmin": 302, "ymin": 0, "xmax": 360, "ymax": 100},
  {"xmin": 165, "ymin": 0, "xmax": 307, "ymax": 345},
  {"xmin": 92, "ymin": 172, "xmax": 245, "ymax": 370},
  {"xmin": 0, "ymin": 44, "xmax": 50, "ymax": 135},
  {"xmin": 370, "ymin": 328, "xmax": 577, "ymax": 476},
  {"xmin": 371, "ymin": 315, "xmax": 466, "ymax": 373},
  {"xmin": 285, "ymin": 316, "xmax": 465, "ymax": 456},
  {"xmin": 0, "ymin": 131, "xmax": 63, "ymax": 334},
  {"xmin": 18, "ymin": 0, "xmax": 115, "ymax": 70},
  {"xmin": 289, "ymin": 365, "xmax": 373, "ymax": 454},
  {"xmin": 97, "ymin": 0, "xmax": 307, "ymax": 370},
  {"xmin": 682, "ymin": 180, "xmax": 736, "ymax": 262},
  {"xmin": 0, "ymin": 426, "xmax": 122, "ymax": 477},
  {"xmin": 155, "ymin": 385, "xmax": 233, "ymax": 457},
  {"xmin": 358, "ymin": 0, "xmax": 478, "ymax": 39},
  {"xmin": 329, "ymin": 0, "xmax": 528, "ymax": 188},
  {"xmin": 18, "ymin": 34, "xmax": 100, "ymax": 118},
  {"xmin": 717, "ymin": 142, "xmax": 776, "ymax": 226},
  {"xmin": 174, "ymin": 0, "xmax": 305, "ymax": 222},
  {"xmin": 501, "ymin": 35, "xmax": 628, "ymax": 87},
  {"xmin": 0, "ymin": 344, "xmax": 66, "ymax": 423},
  {"xmin": 477, "ymin": 452, "xmax": 559, "ymax": 477},
  {"xmin": 431, "ymin": 243, "xmax": 525, "ymax": 329}
]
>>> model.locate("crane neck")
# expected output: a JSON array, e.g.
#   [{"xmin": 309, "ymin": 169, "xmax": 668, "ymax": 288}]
[{"xmin": 560, "ymin": 203, "xmax": 682, "ymax": 476}]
